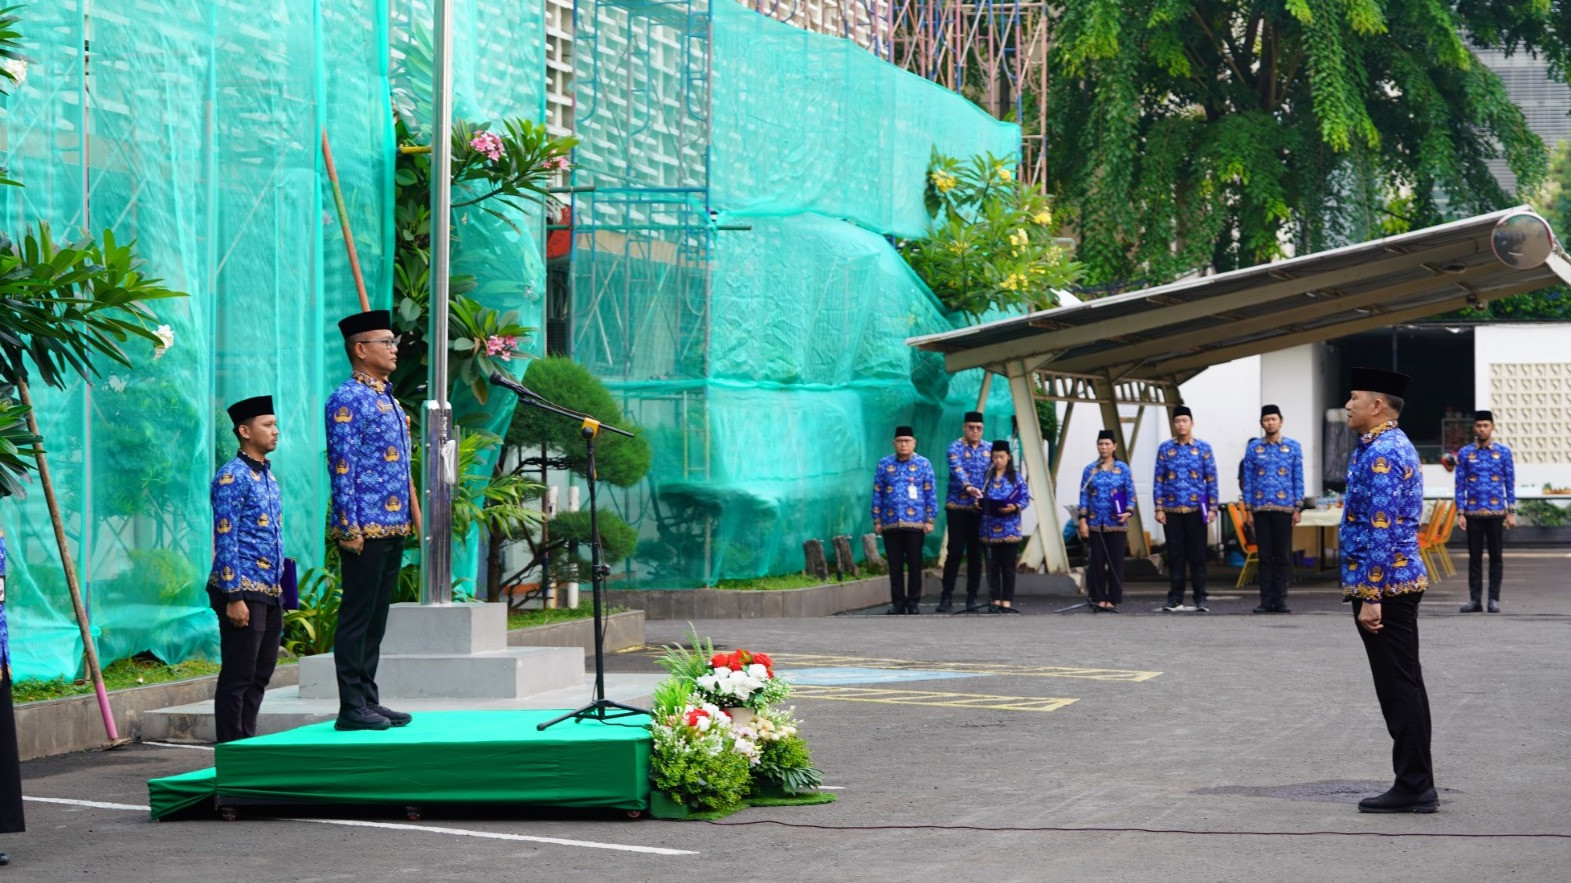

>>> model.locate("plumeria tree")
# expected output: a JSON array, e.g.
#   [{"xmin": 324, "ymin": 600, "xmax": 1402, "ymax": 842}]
[{"xmin": 901, "ymin": 151, "xmax": 1083, "ymax": 321}]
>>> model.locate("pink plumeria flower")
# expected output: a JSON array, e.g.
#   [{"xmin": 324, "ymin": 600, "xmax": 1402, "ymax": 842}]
[{"xmin": 468, "ymin": 131, "xmax": 504, "ymax": 162}]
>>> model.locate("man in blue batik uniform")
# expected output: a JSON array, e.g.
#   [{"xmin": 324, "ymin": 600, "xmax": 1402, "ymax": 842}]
[
  {"xmin": 872, "ymin": 425, "xmax": 936, "ymax": 615},
  {"xmin": 938, "ymin": 410, "xmax": 989, "ymax": 612},
  {"xmin": 0, "ymin": 522, "xmax": 25, "ymax": 852},
  {"xmin": 208, "ymin": 395, "xmax": 285, "ymax": 742},
  {"xmin": 1242, "ymin": 404, "xmax": 1304, "ymax": 614},
  {"xmin": 1455, "ymin": 410, "xmax": 1516, "ymax": 613},
  {"xmin": 1341, "ymin": 367, "xmax": 1436, "ymax": 814},
  {"xmin": 1154, "ymin": 405, "xmax": 1219, "ymax": 612},
  {"xmin": 327, "ymin": 310, "xmax": 420, "ymax": 732}
]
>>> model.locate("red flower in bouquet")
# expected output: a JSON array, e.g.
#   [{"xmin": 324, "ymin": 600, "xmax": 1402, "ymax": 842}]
[
  {"xmin": 751, "ymin": 652, "xmax": 773, "ymax": 676},
  {"xmin": 684, "ymin": 707, "xmax": 711, "ymax": 728}
]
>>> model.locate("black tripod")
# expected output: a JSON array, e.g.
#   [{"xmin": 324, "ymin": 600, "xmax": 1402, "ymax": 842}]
[{"xmin": 486, "ymin": 374, "xmax": 648, "ymax": 729}]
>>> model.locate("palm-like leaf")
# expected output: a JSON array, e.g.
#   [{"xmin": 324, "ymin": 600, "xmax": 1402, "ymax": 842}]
[{"xmin": 0, "ymin": 386, "xmax": 41, "ymax": 498}]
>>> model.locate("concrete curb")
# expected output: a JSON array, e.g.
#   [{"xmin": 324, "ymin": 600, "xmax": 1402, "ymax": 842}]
[
  {"xmin": 606, "ymin": 576, "xmax": 891, "ymax": 619},
  {"xmin": 14, "ymin": 666, "xmax": 302, "ymax": 762},
  {"xmin": 15, "ymin": 611, "xmax": 647, "ymax": 760}
]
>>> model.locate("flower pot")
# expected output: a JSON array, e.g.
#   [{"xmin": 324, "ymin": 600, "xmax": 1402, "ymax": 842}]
[{"xmin": 725, "ymin": 706, "xmax": 755, "ymax": 728}]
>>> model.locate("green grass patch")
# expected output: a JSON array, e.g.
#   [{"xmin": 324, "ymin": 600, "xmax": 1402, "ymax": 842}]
[
  {"xmin": 15, "ymin": 654, "xmax": 223, "ymax": 704},
  {"xmin": 506, "ymin": 605, "xmax": 625, "ymax": 630}
]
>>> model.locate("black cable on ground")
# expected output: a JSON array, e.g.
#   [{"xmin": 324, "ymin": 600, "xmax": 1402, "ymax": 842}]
[{"xmin": 699, "ymin": 818, "xmax": 1570, "ymax": 839}]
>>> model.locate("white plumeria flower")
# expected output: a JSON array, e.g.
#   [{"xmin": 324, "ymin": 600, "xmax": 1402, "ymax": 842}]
[
  {"xmin": 1, "ymin": 58, "xmax": 26, "ymax": 87},
  {"xmin": 152, "ymin": 324, "xmax": 175, "ymax": 359}
]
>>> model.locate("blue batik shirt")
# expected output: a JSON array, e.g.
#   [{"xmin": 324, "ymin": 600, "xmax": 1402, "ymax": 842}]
[
  {"xmin": 980, "ymin": 472, "xmax": 1031, "ymax": 544},
  {"xmin": 326, "ymin": 372, "xmax": 414, "ymax": 541},
  {"xmin": 1455, "ymin": 441, "xmax": 1516, "ymax": 517},
  {"xmin": 945, "ymin": 438, "xmax": 990, "ymax": 510},
  {"xmin": 1079, "ymin": 460, "xmax": 1136, "ymax": 531},
  {"xmin": 1242, "ymin": 436, "xmax": 1305, "ymax": 514},
  {"xmin": 1340, "ymin": 422, "xmax": 1428, "ymax": 602},
  {"xmin": 1, "ymin": 528, "xmax": 10, "ymax": 674},
  {"xmin": 1154, "ymin": 438, "xmax": 1218, "ymax": 514},
  {"xmin": 207, "ymin": 452, "xmax": 285, "ymax": 607},
  {"xmin": 871, "ymin": 454, "xmax": 937, "ymax": 531}
]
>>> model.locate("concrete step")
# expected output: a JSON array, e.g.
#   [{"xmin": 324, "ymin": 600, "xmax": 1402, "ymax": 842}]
[
  {"xmin": 297, "ymin": 645, "xmax": 583, "ymax": 701},
  {"xmin": 139, "ymin": 673, "xmax": 664, "ymax": 744}
]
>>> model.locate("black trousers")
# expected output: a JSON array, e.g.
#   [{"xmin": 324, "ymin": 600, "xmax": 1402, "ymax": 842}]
[
  {"xmin": 0, "ymin": 669, "xmax": 24, "ymax": 834},
  {"xmin": 1353, "ymin": 592, "xmax": 1434, "ymax": 795},
  {"xmin": 1254, "ymin": 511, "xmax": 1294, "ymax": 610},
  {"xmin": 883, "ymin": 528, "xmax": 926, "ymax": 611},
  {"xmin": 213, "ymin": 600, "xmax": 283, "ymax": 743},
  {"xmin": 940, "ymin": 508, "xmax": 984, "ymax": 602},
  {"xmin": 336, "ymin": 536, "xmax": 403, "ymax": 711},
  {"xmin": 1466, "ymin": 515, "xmax": 1505, "ymax": 601},
  {"xmin": 1164, "ymin": 511, "xmax": 1208, "ymax": 606},
  {"xmin": 1086, "ymin": 529, "xmax": 1126, "ymax": 605},
  {"xmin": 985, "ymin": 542, "xmax": 1019, "ymax": 603}
]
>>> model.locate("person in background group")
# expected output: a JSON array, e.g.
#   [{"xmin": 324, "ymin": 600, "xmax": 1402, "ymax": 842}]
[
  {"xmin": 1079, "ymin": 430, "xmax": 1136, "ymax": 613},
  {"xmin": 939, "ymin": 411, "xmax": 989, "ymax": 612},
  {"xmin": 979, "ymin": 440, "xmax": 1029, "ymax": 613},
  {"xmin": 1242, "ymin": 405, "xmax": 1304, "ymax": 614},
  {"xmin": 327, "ymin": 310, "xmax": 420, "ymax": 732},
  {"xmin": 1455, "ymin": 410, "xmax": 1515, "ymax": 613},
  {"xmin": 208, "ymin": 396, "xmax": 285, "ymax": 743},
  {"xmin": 1154, "ymin": 406, "xmax": 1218, "ymax": 613},
  {"xmin": 0, "ymin": 524, "xmax": 24, "ymax": 864},
  {"xmin": 1341, "ymin": 367, "xmax": 1436, "ymax": 814},
  {"xmin": 872, "ymin": 425, "xmax": 936, "ymax": 615}
]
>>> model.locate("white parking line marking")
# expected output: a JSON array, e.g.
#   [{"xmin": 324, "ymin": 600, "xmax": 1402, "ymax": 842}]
[
  {"xmin": 25, "ymin": 796, "xmax": 697, "ymax": 856},
  {"xmin": 292, "ymin": 817, "xmax": 698, "ymax": 855},
  {"xmin": 142, "ymin": 741, "xmax": 215, "ymax": 751}
]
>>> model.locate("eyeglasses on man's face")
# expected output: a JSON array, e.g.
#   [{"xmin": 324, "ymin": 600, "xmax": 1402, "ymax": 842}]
[{"xmin": 359, "ymin": 337, "xmax": 399, "ymax": 349}]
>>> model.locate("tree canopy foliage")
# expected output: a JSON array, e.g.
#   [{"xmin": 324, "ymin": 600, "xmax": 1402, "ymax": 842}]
[
  {"xmin": 504, "ymin": 356, "xmax": 651, "ymax": 487},
  {"xmin": 1045, "ymin": 0, "xmax": 1570, "ymax": 289}
]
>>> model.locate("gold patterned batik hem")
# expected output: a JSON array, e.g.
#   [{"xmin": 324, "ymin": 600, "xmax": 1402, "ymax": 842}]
[
  {"xmin": 1460, "ymin": 508, "xmax": 1510, "ymax": 517},
  {"xmin": 1249, "ymin": 504, "xmax": 1300, "ymax": 514},
  {"xmin": 206, "ymin": 574, "xmax": 283, "ymax": 597},
  {"xmin": 883, "ymin": 521, "xmax": 932, "ymax": 531},
  {"xmin": 330, "ymin": 522, "xmax": 413, "ymax": 541},
  {"xmin": 1160, "ymin": 506, "xmax": 1202, "ymax": 514},
  {"xmin": 982, "ymin": 535, "xmax": 1023, "ymax": 544},
  {"xmin": 1342, "ymin": 577, "xmax": 1429, "ymax": 602},
  {"xmin": 945, "ymin": 502, "xmax": 981, "ymax": 511},
  {"xmin": 1088, "ymin": 525, "xmax": 1130, "ymax": 533}
]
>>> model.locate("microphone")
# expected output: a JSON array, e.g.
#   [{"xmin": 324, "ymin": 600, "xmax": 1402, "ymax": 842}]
[{"xmin": 488, "ymin": 372, "xmax": 538, "ymax": 400}]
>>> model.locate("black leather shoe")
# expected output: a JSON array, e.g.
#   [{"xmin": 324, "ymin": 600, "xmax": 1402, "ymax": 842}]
[
  {"xmin": 335, "ymin": 707, "xmax": 392, "ymax": 731},
  {"xmin": 1459, "ymin": 600, "xmax": 1483, "ymax": 613},
  {"xmin": 934, "ymin": 600, "xmax": 953, "ymax": 613},
  {"xmin": 1358, "ymin": 787, "xmax": 1437, "ymax": 813},
  {"xmin": 0, "ymin": 852, "xmax": 9, "ymax": 866},
  {"xmin": 887, "ymin": 605, "xmax": 903, "ymax": 615},
  {"xmin": 368, "ymin": 704, "xmax": 412, "ymax": 727},
  {"xmin": 1487, "ymin": 599, "xmax": 1500, "ymax": 613},
  {"xmin": 1275, "ymin": 606, "xmax": 1291, "ymax": 614},
  {"xmin": 1252, "ymin": 605, "xmax": 1271, "ymax": 614},
  {"xmin": 906, "ymin": 605, "xmax": 922, "ymax": 615}
]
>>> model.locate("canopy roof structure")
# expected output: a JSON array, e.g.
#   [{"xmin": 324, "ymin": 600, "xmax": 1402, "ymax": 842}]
[
  {"xmin": 907, "ymin": 207, "xmax": 1571, "ymax": 574},
  {"xmin": 909, "ymin": 206, "xmax": 1571, "ymax": 385}
]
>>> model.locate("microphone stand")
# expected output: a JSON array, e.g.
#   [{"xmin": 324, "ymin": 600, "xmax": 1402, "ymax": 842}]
[{"xmin": 490, "ymin": 378, "xmax": 648, "ymax": 729}]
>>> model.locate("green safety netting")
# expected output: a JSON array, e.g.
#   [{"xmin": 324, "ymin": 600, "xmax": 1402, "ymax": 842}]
[
  {"xmin": 0, "ymin": 0, "xmax": 543, "ymax": 681},
  {"xmin": 570, "ymin": 0, "xmax": 1018, "ymax": 586}
]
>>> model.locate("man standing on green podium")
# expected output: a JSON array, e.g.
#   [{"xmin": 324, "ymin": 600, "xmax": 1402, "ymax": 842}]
[{"xmin": 327, "ymin": 310, "xmax": 421, "ymax": 732}]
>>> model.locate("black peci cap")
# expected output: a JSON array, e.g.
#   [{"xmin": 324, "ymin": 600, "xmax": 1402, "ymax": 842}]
[
  {"xmin": 1097, "ymin": 430, "xmax": 1116, "ymax": 442},
  {"xmin": 1349, "ymin": 367, "xmax": 1409, "ymax": 398},
  {"xmin": 894, "ymin": 425, "xmax": 915, "ymax": 439},
  {"xmin": 1172, "ymin": 405, "xmax": 1193, "ymax": 419},
  {"xmin": 338, "ymin": 310, "xmax": 392, "ymax": 340},
  {"xmin": 1260, "ymin": 404, "xmax": 1281, "ymax": 418},
  {"xmin": 991, "ymin": 439, "xmax": 1011, "ymax": 453},
  {"xmin": 226, "ymin": 395, "xmax": 274, "ymax": 426},
  {"xmin": 1474, "ymin": 410, "xmax": 1494, "ymax": 423},
  {"xmin": 964, "ymin": 411, "xmax": 984, "ymax": 424}
]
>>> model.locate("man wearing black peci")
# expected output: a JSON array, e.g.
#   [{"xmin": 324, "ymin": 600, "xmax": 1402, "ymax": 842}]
[
  {"xmin": 1455, "ymin": 410, "xmax": 1516, "ymax": 613},
  {"xmin": 938, "ymin": 411, "xmax": 989, "ymax": 612},
  {"xmin": 871, "ymin": 425, "xmax": 936, "ymax": 615},
  {"xmin": 1341, "ymin": 367, "xmax": 1436, "ymax": 813},
  {"xmin": 326, "ymin": 310, "xmax": 422, "ymax": 732}
]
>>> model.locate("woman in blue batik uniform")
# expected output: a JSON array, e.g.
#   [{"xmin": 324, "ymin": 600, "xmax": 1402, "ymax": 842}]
[
  {"xmin": 0, "ymin": 523, "xmax": 25, "ymax": 859},
  {"xmin": 979, "ymin": 440, "xmax": 1029, "ymax": 613},
  {"xmin": 1078, "ymin": 430, "xmax": 1136, "ymax": 613}
]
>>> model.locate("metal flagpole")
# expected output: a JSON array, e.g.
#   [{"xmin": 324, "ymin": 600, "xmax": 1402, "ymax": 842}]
[{"xmin": 422, "ymin": 0, "xmax": 456, "ymax": 604}]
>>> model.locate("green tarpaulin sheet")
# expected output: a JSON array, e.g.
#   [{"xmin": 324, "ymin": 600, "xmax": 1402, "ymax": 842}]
[
  {"xmin": 209, "ymin": 710, "xmax": 651, "ymax": 811},
  {"xmin": 148, "ymin": 767, "xmax": 219, "ymax": 820}
]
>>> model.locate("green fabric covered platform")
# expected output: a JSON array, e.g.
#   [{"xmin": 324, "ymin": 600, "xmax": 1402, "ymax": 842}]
[{"xmin": 148, "ymin": 710, "xmax": 652, "ymax": 820}]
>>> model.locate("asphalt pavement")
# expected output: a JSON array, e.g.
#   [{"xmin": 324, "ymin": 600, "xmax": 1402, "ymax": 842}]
[{"xmin": 12, "ymin": 547, "xmax": 1570, "ymax": 881}]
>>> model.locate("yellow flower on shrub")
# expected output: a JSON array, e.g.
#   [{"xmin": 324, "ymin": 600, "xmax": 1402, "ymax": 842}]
[
  {"xmin": 994, "ymin": 165, "xmax": 1013, "ymax": 182},
  {"xmin": 930, "ymin": 170, "xmax": 958, "ymax": 193},
  {"xmin": 1033, "ymin": 210, "xmax": 1052, "ymax": 226}
]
